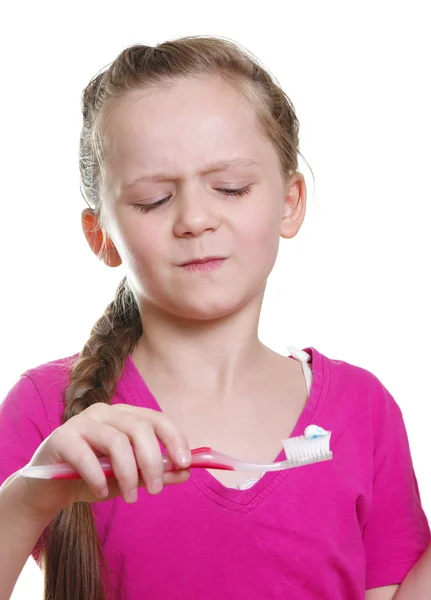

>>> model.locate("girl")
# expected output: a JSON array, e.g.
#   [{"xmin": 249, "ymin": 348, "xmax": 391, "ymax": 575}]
[{"xmin": 0, "ymin": 35, "xmax": 430, "ymax": 600}]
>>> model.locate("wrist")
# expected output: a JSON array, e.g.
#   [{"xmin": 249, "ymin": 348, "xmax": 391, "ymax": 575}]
[{"xmin": 1, "ymin": 472, "xmax": 60, "ymax": 527}]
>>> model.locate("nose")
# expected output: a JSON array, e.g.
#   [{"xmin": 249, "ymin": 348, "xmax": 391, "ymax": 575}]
[{"xmin": 172, "ymin": 184, "xmax": 221, "ymax": 238}]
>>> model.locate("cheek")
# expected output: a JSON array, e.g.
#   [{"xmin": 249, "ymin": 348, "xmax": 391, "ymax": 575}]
[
  {"xmin": 117, "ymin": 220, "xmax": 164, "ymax": 271},
  {"xmin": 236, "ymin": 211, "xmax": 280, "ymax": 258}
]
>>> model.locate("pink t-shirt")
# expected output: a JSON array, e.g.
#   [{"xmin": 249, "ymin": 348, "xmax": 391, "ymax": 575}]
[{"xmin": 0, "ymin": 347, "xmax": 429, "ymax": 599}]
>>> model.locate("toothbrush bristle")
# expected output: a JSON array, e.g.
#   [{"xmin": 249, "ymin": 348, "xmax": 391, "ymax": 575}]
[{"xmin": 282, "ymin": 432, "xmax": 332, "ymax": 463}]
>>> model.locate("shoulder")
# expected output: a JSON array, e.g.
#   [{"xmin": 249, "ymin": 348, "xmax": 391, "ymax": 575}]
[
  {"xmin": 0, "ymin": 353, "xmax": 79, "ymax": 487},
  {"xmin": 307, "ymin": 345, "xmax": 394, "ymax": 398},
  {"xmin": 21, "ymin": 352, "xmax": 80, "ymax": 390},
  {"xmin": 314, "ymin": 346, "xmax": 387, "ymax": 388},
  {"xmin": 1, "ymin": 353, "xmax": 80, "ymax": 432},
  {"xmin": 307, "ymin": 346, "xmax": 403, "ymax": 439}
]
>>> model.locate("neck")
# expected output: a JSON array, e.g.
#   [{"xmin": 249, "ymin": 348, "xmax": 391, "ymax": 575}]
[{"xmin": 131, "ymin": 291, "xmax": 274, "ymax": 398}]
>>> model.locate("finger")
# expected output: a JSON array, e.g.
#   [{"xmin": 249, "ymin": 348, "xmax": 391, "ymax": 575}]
[
  {"xmin": 92, "ymin": 468, "xmax": 191, "ymax": 505},
  {"xmin": 70, "ymin": 416, "xmax": 140, "ymax": 503},
  {"xmin": 51, "ymin": 430, "xmax": 112, "ymax": 500},
  {"xmin": 162, "ymin": 469, "xmax": 191, "ymax": 486},
  {"xmin": 81, "ymin": 409, "xmax": 167, "ymax": 495},
  {"xmin": 112, "ymin": 405, "xmax": 192, "ymax": 468},
  {"xmin": 84, "ymin": 403, "xmax": 191, "ymax": 468},
  {"xmin": 121, "ymin": 468, "xmax": 191, "ymax": 490},
  {"xmin": 121, "ymin": 418, "xmax": 166, "ymax": 495}
]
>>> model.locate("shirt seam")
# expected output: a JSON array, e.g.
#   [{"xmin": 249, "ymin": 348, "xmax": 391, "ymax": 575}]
[
  {"xmin": 367, "ymin": 558, "xmax": 421, "ymax": 572},
  {"xmin": 22, "ymin": 374, "xmax": 53, "ymax": 433}
]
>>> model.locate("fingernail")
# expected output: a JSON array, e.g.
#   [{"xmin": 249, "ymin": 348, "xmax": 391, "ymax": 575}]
[
  {"xmin": 125, "ymin": 488, "xmax": 138, "ymax": 504},
  {"xmin": 177, "ymin": 449, "xmax": 191, "ymax": 466},
  {"xmin": 150, "ymin": 478, "xmax": 163, "ymax": 494},
  {"xmin": 99, "ymin": 487, "xmax": 109, "ymax": 499},
  {"xmin": 97, "ymin": 487, "xmax": 109, "ymax": 500}
]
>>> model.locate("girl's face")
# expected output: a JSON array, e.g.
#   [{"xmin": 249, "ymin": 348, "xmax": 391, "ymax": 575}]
[{"xmin": 99, "ymin": 75, "xmax": 305, "ymax": 320}]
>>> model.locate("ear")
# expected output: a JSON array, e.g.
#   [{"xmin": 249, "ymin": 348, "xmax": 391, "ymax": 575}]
[
  {"xmin": 280, "ymin": 173, "xmax": 307, "ymax": 239},
  {"xmin": 81, "ymin": 208, "xmax": 122, "ymax": 267}
]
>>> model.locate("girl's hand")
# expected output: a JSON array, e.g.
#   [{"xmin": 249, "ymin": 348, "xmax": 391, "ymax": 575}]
[{"xmin": 15, "ymin": 403, "xmax": 191, "ymax": 519}]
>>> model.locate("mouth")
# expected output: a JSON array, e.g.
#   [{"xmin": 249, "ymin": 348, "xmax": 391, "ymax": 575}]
[
  {"xmin": 178, "ymin": 257, "xmax": 227, "ymax": 273},
  {"xmin": 179, "ymin": 256, "xmax": 225, "ymax": 267}
]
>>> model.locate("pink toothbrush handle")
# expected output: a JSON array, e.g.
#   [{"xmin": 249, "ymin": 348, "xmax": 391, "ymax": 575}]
[{"xmin": 45, "ymin": 447, "xmax": 234, "ymax": 481}]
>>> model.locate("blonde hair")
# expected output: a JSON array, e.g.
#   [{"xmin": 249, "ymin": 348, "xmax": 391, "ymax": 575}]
[{"xmin": 40, "ymin": 35, "xmax": 309, "ymax": 600}]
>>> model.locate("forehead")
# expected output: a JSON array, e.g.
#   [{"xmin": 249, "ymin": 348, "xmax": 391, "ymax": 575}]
[
  {"xmin": 105, "ymin": 75, "xmax": 258, "ymax": 140},
  {"xmin": 101, "ymin": 76, "xmax": 277, "ymax": 183}
]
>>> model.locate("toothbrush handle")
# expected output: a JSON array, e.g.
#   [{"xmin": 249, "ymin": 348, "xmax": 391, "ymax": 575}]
[{"xmin": 20, "ymin": 448, "xmax": 235, "ymax": 480}]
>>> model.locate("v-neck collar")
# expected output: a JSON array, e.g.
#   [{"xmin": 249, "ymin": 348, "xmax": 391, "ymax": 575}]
[{"xmin": 121, "ymin": 346, "xmax": 329, "ymax": 511}]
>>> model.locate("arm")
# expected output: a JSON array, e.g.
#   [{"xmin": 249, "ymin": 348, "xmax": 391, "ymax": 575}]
[
  {"xmin": 0, "ymin": 373, "xmax": 56, "ymax": 599},
  {"xmin": 393, "ymin": 543, "xmax": 431, "ymax": 599},
  {"xmin": 362, "ymin": 382, "xmax": 430, "ymax": 593},
  {"xmin": 0, "ymin": 472, "xmax": 57, "ymax": 600},
  {"xmin": 366, "ymin": 586, "xmax": 399, "ymax": 599},
  {"xmin": 365, "ymin": 544, "xmax": 431, "ymax": 600}
]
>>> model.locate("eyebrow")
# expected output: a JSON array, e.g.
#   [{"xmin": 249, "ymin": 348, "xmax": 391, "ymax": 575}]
[{"xmin": 122, "ymin": 158, "xmax": 260, "ymax": 189}]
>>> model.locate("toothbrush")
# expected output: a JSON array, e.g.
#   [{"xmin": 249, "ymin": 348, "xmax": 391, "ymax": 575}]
[{"xmin": 20, "ymin": 425, "xmax": 332, "ymax": 480}]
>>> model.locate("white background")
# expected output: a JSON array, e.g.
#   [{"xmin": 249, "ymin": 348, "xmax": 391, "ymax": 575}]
[{"xmin": 1, "ymin": 0, "xmax": 430, "ymax": 597}]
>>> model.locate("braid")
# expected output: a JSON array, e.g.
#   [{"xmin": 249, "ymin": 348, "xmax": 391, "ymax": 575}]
[
  {"xmin": 64, "ymin": 277, "xmax": 142, "ymax": 420},
  {"xmin": 42, "ymin": 277, "xmax": 142, "ymax": 600}
]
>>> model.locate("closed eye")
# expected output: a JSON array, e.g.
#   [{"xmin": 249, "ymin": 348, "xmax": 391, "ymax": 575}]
[
  {"xmin": 217, "ymin": 186, "xmax": 252, "ymax": 197},
  {"xmin": 133, "ymin": 185, "xmax": 253, "ymax": 213}
]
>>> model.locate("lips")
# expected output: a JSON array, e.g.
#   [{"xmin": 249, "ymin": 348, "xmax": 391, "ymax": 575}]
[{"xmin": 179, "ymin": 256, "xmax": 225, "ymax": 266}]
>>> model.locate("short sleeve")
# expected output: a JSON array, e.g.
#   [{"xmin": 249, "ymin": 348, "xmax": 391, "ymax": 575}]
[
  {"xmin": 364, "ymin": 384, "xmax": 430, "ymax": 589},
  {"xmin": 0, "ymin": 374, "xmax": 53, "ymax": 564}
]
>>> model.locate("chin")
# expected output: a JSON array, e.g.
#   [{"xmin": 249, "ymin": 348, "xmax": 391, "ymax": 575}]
[
  {"xmin": 176, "ymin": 304, "xmax": 239, "ymax": 321},
  {"xmin": 168, "ymin": 286, "xmax": 263, "ymax": 321},
  {"xmin": 168, "ymin": 295, "xmax": 247, "ymax": 321}
]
